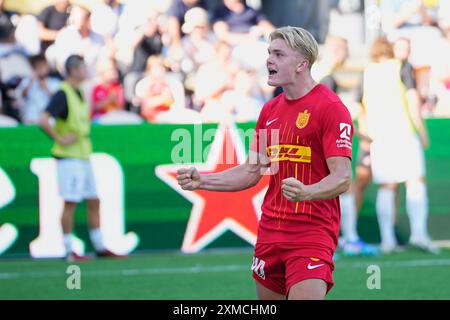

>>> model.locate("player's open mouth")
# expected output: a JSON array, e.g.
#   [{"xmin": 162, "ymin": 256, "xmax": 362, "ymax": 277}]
[{"xmin": 268, "ymin": 67, "xmax": 277, "ymax": 75}]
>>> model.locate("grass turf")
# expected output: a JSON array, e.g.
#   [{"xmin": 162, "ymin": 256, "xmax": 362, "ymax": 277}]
[{"xmin": 1, "ymin": 248, "xmax": 449, "ymax": 300}]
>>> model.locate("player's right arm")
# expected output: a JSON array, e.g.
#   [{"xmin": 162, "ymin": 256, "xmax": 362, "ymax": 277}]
[
  {"xmin": 178, "ymin": 99, "xmax": 272, "ymax": 192},
  {"xmin": 176, "ymin": 150, "xmax": 268, "ymax": 192},
  {"xmin": 39, "ymin": 112, "xmax": 77, "ymax": 146},
  {"xmin": 38, "ymin": 91, "xmax": 77, "ymax": 146}
]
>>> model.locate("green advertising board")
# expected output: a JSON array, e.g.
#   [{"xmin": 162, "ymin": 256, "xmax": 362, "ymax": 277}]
[{"xmin": 0, "ymin": 120, "xmax": 449, "ymax": 257}]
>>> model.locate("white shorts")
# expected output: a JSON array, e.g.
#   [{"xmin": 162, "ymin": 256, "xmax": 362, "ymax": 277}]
[
  {"xmin": 56, "ymin": 158, "xmax": 98, "ymax": 202},
  {"xmin": 370, "ymin": 136, "xmax": 425, "ymax": 184}
]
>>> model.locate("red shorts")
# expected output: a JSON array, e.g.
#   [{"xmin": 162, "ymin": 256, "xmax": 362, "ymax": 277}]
[{"xmin": 252, "ymin": 242, "xmax": 334, "ymax": 296}]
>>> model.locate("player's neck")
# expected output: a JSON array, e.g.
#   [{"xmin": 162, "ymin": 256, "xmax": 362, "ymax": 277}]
[{"xmin": 282, "ymin": 75, "xmax": 318, "ymax": 101}]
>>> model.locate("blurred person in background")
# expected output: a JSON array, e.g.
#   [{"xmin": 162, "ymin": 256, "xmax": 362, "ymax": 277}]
[
  {"xmin": 47, "ymin": 5, "xmax": 105, "ymax": 80},
  {"xmin": 219, "ymin": 66, "xmax": 264, "ymax": 122},
  {"xmin": 212, "ymin": 0, "xmax": 275, "ymax": 46},
  {"xmin": 39, "ymin": 55, "xmax": 122, "ymax": 261},
  {"xmin": 90, "ymin": 0, "xmax": 125, "ymax": 58},
  {"xmin": 379, "ymin": 0, "xmax": 441, "ymax": 68},
  {"xmin": 180, "ymin": 7, "xmax": 216, "ymax": 87},
  {"xmin": 382, "ymin": 37, "xmax": 418, "ymax": 231},
  {"xmin": 19, "ymin": 54, "xmax": 60, "ymax": 124},
  {"xmin": 361, "ymin": 37, "xmax": 438, "ymax": 254},
  {"xmin": 194, "ymin": 40, "xmax": 238, "ymax": 119},
  {"xmin": 91, "ymin": 58, "xmax": 125, "ymax": 121},
  {"xmin": 312, "ymin": 34, "xmax": 379, "ymax": 257},
  {"xmin": 37, "ymin": 0, "xmax": 71, "ymax": 54},
  {"xmin": 311, "ymin": 35, "xmax": 349, "ymax": 92},
  {"xmin": 0, "ymin": 0, "xmax": 19, "ymax": 25},
  {"xmin": 135, "ymin": 55, "xmax": 175, "ymax": 122},
  {"xmin": 124, "ymin": 10, "xmax": 163, "ymax": 107},
  {"xmin": 167, "ymin": 0, "xmax": 208, "ymax": 48},
  {"xmin": 0, "ymin": 16, "xmax": 32, "ymax": 121},
  {"xmin": 91, "ymin": 0, "xmax": 124, "ymax": 38},
  {"xmin": 380, "ymin": 0, "xmax": 437, "ymax": 31}
]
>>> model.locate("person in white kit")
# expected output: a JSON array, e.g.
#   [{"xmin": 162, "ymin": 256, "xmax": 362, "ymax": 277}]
[{"xmin": 361, "ymin": 37, "xmax": 438, "ymax": 254}]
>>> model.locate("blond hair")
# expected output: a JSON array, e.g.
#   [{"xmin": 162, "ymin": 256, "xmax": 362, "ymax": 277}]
[{"xmin": 269, "ymin": 26, "xmax": 319, "ymax": 69}]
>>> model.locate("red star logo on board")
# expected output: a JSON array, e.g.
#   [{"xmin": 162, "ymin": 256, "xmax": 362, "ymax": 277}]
[{"xmin": 156, "ymin": 124, "xmax": 269, "ymax": 253}]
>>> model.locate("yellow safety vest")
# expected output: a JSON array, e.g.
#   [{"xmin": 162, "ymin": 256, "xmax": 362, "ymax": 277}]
[{"xmin": 51, "ymin": 82, "xmax": 92, "ymax": 160}]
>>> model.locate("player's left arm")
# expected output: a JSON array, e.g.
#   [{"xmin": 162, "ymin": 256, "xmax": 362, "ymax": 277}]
[
  {"xmin": 281, "ymin": 156, "xmax": 351, "ymax": 201},
  {"xmin": 282, "ymin": 100, "xmax": 353, "ymax": 201}
]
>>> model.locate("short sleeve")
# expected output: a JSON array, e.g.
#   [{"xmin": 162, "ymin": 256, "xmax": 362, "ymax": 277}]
[
  {"xmin": 321, "ymin": 102, "xmax": 353, "ymax": 160},
  {"xmin": 37, "ymin": 6, "xmax": 51, "ymax": 24},
  {"xmin": 45, "ymin": 90, "xmax": 68, "ymax": 120}
]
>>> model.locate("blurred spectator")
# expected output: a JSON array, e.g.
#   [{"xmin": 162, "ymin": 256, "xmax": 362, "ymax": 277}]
[
  {"xmin": 91, "ymin": 58, "xmax": 125, "ymax": 121},
  {"xmin": 0, "ymin": 17, "xmax": 32, "ymax": 121},
  {"xmin": 167, "ymin": 0, "xmax": 208, "ymax": 47},
  {"xmin": 129, "ymin": 11, "xmax": 164, "ymax": 71},
  {"xmin": 135, "ymin": 56, "xmax": 175, "ymax": 122},
  {"xmin": 15, "ymin": 14, "xmax": 41, "ymax": 56},
  {"xmin": 114, "ymin": 1, "xmax": 165, "ymax": 69},
  {"xmin": 47, "ymin": 5, "xmax": 105, "ymax": 79},
  {"xmin": 180, "ymin": 7, "xmax": 216, "ymax": 88},
  {"xmin": 312, "ymin": 34, "xmax": 349, "ymax": 92},
  {"xmin": 219, "ymin": 68, "xmax": 264, "ymax": 122},
  {"xmin": 379, "ymin": 0, "xmax": 442, "ymax": 67},
  {"xmin": 19, "ymin": 54, "xmax": 60, "ymax": 124},
  {"xmin": 124, "ymin": 10, "xmax": 163, "ymax": 104},
  {"xmin": 380, "ymin": 0, "xmax": 436, "ymax": 31},
  {"xmin": 195, "ymin": 41, "xmax": 238, "ymax": 120},
  {"xmin": 91, "ymin": 0, "xmax": 124, "ymax": 38},
  {"xmin": 212, "ymin": 0, "xmax": 275, "ymax": 46},
  {"xmin": 0, "ymin": 0, "xmax": 19, "ymax": 26},
  {"xmin": 328, "ymin": 0, "xmax": 365, "ymax": 45},
  {"xmin": 37, "ymin": 0, "xmax": 71, "ymax": 53},
  {"xmin": 91, "ymin": 0, "xmax": 125, "ymax": 60}
]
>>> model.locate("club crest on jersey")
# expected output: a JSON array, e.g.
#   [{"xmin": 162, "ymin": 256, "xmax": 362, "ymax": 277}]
[{"xmin": 296, "ymin": 110, "xmax": 310, "ymax": 129}]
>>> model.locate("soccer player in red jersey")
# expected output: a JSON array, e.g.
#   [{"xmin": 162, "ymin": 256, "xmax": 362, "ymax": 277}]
[{"xmin": 176, "ymin": 26, "xmax": 353, "ymax": 300}]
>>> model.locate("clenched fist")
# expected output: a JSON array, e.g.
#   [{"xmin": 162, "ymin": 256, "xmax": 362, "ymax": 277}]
[
  {"xmin": 281, "ymin": 177, "xmax": 310, "ymax": 202},
  {"xmin": 176, "ymin": 167, "xmax": 201, "ymax": 191}
]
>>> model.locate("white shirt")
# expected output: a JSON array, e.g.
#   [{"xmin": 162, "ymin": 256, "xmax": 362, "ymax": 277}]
[{"xmin": 19, "ymin": 77, "xmax": 61, "ymax": 124}]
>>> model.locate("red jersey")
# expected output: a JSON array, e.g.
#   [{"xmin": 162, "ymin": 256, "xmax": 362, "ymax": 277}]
[
  {"xmin": 251, "ymin": 84, "xmax": 353, "ymax": 264},
  {"xmin": 91, "ymin": 82, "xmax": 125, "ymax": 119}
]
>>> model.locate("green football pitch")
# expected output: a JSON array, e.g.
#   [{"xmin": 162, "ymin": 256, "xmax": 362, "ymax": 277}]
[{"xmin": 1, "ymin": 248, "xmax": 450, "ymax": 300}]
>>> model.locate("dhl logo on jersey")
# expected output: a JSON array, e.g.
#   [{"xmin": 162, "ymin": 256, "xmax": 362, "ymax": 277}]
[{"xmin": 267, "ymin": 144, "xmax": 311, "ymax": 163}]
